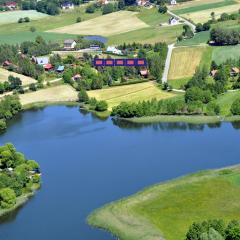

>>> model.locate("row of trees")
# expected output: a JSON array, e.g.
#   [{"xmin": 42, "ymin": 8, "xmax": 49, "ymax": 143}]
[
  {"xmin": 0, "ymin": 75, "xmax": 22, "ymax": 94},
  {"xmin": 0, "ymin": 143, "xmax": 41, "ymax": 209},
  {"xmin": 186, "ymin": 219, "xmax": 240, "ymax": 240},
  {"xmin": 210, "ymin": 28, "xmax": 240, "ymax": 45}
]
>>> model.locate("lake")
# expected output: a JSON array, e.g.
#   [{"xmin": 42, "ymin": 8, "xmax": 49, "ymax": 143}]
[{"xmin": 0, "ymin": 105, "xmax": 239, "ymax": 240}]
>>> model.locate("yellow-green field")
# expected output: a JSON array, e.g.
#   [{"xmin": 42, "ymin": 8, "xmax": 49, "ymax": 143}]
[
  {"xmin": 181, "ymin": 3, "xmax": 240, "ymax": 23},
  {"xmin": 168, "ymin": 47, "xmax": 206, "ymax": 80},
  {"xmin": 49, "ymin": 11, "xmax": 149, "ymax": 36},
  {"xmin": 0, "ymin": 68, "xmax": 36, "ymax": 86},
  {"xmin": 88, "ymin": 82, "xmax": 175, "ymax": 109},
  {"xmin": 20, "ymin": 85, "xmax": 78, "ymax": 106}
]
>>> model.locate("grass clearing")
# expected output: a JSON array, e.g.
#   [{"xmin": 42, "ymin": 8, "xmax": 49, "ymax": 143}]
[
  {"xmin": 0, "ymin": 10, "xmax": 47, "ymax": 25},
  {"xmin": 88, "ymin": 82, "xmax": 176, "ymax": 109},
  {"xmin": 20, "ymin": 85, "xmax": 78, "ymax": 106},
  {"xmin": 0, "ymin": 68, "xmax": 36, "ymax": 86},
  {"xmin": 49, "ymin": 11, "xmax": 149, "ymax": 36},
  {"xmin": 88, "ymin": 166, "xmax": 240, "ymax": 240},
  {"xmin": 168, "ymin": 77, "xmax": 190, "ymax": 89},
  {"xmin": 181, "ymin": 3, "xmax": 240, "ymax": 23},
  {"xmin": 212, "ymin": 45, "xmax": 240, "ymax": 65},
  {"xmin": 168, "ymin": 47, "xmax": 206, "ymax": 80},
  {"xmin": 176, "ymin": 31, "xmax": 210, "ymax": 46}
]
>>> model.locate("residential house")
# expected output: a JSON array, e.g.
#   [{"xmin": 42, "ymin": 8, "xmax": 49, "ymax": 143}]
[
  {"xmin": 72, "ymin": 74, "xmax": 81, "ymax": 81},
  {"xmin": 2, "ymin": 60, "xmax": 11, "ymax": 67},
  {"xmin": 136, "ymin": 0, "xmax": 150, "ymax": 6},
  {"xmin": 106, "ymin": 46, "xmax": 123, "ymax": 55},
  {"xmin": 5, "ymin": 1, "xmax": 17, "ymax": 10},
  {"xmin": 170, "ymin": 0, "xmax": 177, "ymax": 5},
  {"xmin": 61, "ymin": 2, "xmax": 74, "ymax": 9},
  {"xmin": 169, "ymin": 17, "xmax": 179, "ymax": 25},
  {"xmin": 44, "ymin": 64, "xmax": 53, "ymax": 71},
  {"xmin": 99, "ymin": 0, "xmax": 109, "ymax": 5},
  {"xmin": 231, "ymin": 67, "xmax": 240, "ymax": 76},
  {"xmin": 64, "ymin": 39, "xmax": 77, "ymax": 50},
  {"xmin": 56, "ymin": 65, "xmax": 65, "ymax": 72},
  {"xmin": 140, "ymin": 69, "xmax": 149, "ymax": 78},
  {"xmin": 33, "ymin": 56, "xmax": 49, "ymax": 65},
  {"xmin": 210, "ymin": 69, "xmax": 218, "ymax": 77}
]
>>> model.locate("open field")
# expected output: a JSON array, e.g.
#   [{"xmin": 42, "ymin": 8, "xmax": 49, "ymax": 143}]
[
  {"xmin": 173, "ymin": 0, "xmax": 237, "ymax": 15},
  {"xmin": 212, "ymin": 45, "xmax": 240, "ymax": 64},
  {"xmin": 88, "ymin": 165, "xmax": 240, "ymax": 240},
  {"xmin": 0, "ymin": 10, "xmax": 47, "ymax": 25},
  {"xmin": 19, "ymin": 85, "xmax": 78, "ymax": 106},
  {"xmin": 49, "ymin": 11, "xmax": 149, "ymax": 36},
  {"xmin": 181, "ymin": 3, "xmax": 240, "ymax": 23},
  {"xmin": 0, "ymin": 68, "xmax": 36, "ymax": 86},
  {"xmin": 168, "ymin": 47, "xmax": 206, "ymax": 80},
  {"xmin": 87, "ymin": 82, "xmax": 176, "ymax": 109}
]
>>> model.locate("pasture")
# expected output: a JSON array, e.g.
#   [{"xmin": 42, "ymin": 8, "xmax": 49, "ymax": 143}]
[
  {"xmin": 20, "ymin": 85, "xmax": 78, "ymax": 106},
  {"xmin": 168, "ymin": 47, "xmax": 206, "ymax": 80},
  {"xmin": 0, "ymin": 10, "xmax": 47, "ymax": 25},
  {"xmin": 181, "ymin": 3, "xmax": 240, "ymax": 23},
  {"xmin": 88, "ymin": 166, "xmax": 240, "ymax": 240},
  {"xmin": 49, "ymin": 11, "xmax": 149, "ymax": 36},
  {"xmin": 0, "ymin": 68, "xmax": 36, "ymax": 86},
  {"xmin": 87, "ymin": 82, "xmax": 175, "ymax": 109}
]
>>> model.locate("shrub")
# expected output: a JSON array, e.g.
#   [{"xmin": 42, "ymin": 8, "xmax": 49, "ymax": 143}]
[
  {"xmin": 206, "ymin": 102, "xmax": 220, "ymax": 116},
  {"xmin": 24, "ymin": 17, "xmax": 30, "ymax": 22},
  {"xmin": 95, "ymin": 100, "xmax": 108, "ymax": 112},
  {"xmin": 18, "ymin": 18, "xmax": 24, "ymax": 23},
  {"xmin": 76, "ymin": 16, "xmax": 81, "ymax": 22},
  {"xmin": 231, "ymin": 98, "xmax": 240, "ymax": 115},
  {"xmin": 86, "ymin": 4, "xmax": 95, "ymax": 13},
  {"xmin": 0, "ymin": 119, "xmax": 6, "ymax": 131},
  {"xmin": 0, "ymin": 188, "xmax": 16, "ymax": 209},
  {"xmin": 29, "ymin": 83, "xmax": 37, "ymax": 91},
  {"xmin": 102, "ymin": 3, "xmax": 114, "ymax": 14},
  {"xmin": 78, "ymin": 88, "xmax": 89, "ymax": 103}
]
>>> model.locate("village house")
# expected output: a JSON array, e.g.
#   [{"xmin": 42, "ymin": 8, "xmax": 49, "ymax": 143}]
[
  {"xmin": 99, "ymin": 0, "xmax": 109, "ymax": 5},
  {"xmin": 231, "ymin": 67, "xmax": 240, "ymax": 77},
  {"xmin": 170, "ymin": 0, "xmax": 177, "ymax": 5},
  {"xmin": 56, "ymin": 65, "xmax": 65, "ymax": 73},
  {"xmin": 5, "ymin": 1, "xmax": 17, "ymax": 10},
  {"xmin": 169, "ymin": 17, "xmax": 179, "ymax": 25},
  {"xmin": 64, "ymin": 39, "xmax": 77, "ymax": 50},
  {"xmin": 136, "ymin": 0, "xmax": 151, "ymax": 7},
  {"xmin": 61, "ymin": 2, "xmax": 74, "ymax": 9},
  {"xmin": 140, "ymin": 69, "xmax": 149, "ymax": 78},
  {"xmin": 72, "ymin": 74, "xmax": 81, "ymax": 81},
  {"xmin": 210, "ymin": 69, "xmax": 218, "ymax": 77},
  {"xmin": 106, "ymin": 46, "xmax": 123, "ymax": 55},
  {"xmin": 33, "ymin": 56, "xmax": 49, "ymax": 65},
  {"xmin": 2, "ymin": 60, "xmax": 12, "ymax": 67}
]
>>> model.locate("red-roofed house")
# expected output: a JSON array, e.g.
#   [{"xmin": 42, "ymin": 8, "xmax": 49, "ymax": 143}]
[
  {"xmin": 2, "ymin": 60, "xmax": 11, "ymax": 67},
  {"xmin": 140, "ymin": 69, "xmax": 149, "ymax": 78},
  {"xmin": 5, "ymin": 1, "xmax": 17, "ymax": 10},
  {"xmin": 43, "ymin": 64, "xmax": 53, "ymax": 71}
]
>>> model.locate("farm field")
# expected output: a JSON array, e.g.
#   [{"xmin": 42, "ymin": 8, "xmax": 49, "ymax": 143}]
[
  {"xmin": 88, "ymin": 166, "xmax": 240, "ymax": 240},
  {"xmin": 19, "ymin": 85, "xmax": 78, "ymax": 106},
  {"xmin": 212, "ymin": 45, "xmax": 240, "ymax": 64},
  {"xmin": 0, "ymin": 68, "xmax": 36, "ymax": 86},
  {"xmin": 0, "ymin": 10, "xmax": 47, "ymax": 25},
  {"xmin": 49, "ymin": 11, "xmax": 149, "ymax": 36},
  {"xmin": 87, "ymin": 82, "xmax": 175, "ymax": 109},
  {"xmin": 181, "ymin": 3, "xmax": 240, "ymax": 23},
  {"xmin": 168, "ymin": 47, "xmax": 206, "ymax": 80}
]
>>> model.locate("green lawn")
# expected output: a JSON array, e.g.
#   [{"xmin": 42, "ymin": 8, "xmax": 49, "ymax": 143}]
[
  {"xmin": 168, "ymin": 77, "xmax": 190, "ymax": 89},
  {"xmin": 173, "ymin": 0, "xmax": 236, "ymax": 15},
  {"xmin": 212, "ymin": 45, "xmax": 240, "ymax": 65},
  {"xmin": 88, "ymin": 166, "xmax": 240, "ymax": 240},
  {"xmin": 177, "ymin": 31, "xmax": 210, "ymax": 46}
]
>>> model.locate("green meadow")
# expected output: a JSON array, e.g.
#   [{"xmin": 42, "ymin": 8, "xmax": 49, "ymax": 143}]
[{"xmin": 88, "ymin": 166, "xmax": 240, "ymax": 240}]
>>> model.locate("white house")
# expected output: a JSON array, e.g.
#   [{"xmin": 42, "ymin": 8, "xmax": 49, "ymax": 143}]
[
  {"xmin": 61, "ymin": 2, "xmax": 74, "ymax": 9},
  {"xmin": 169, "ymin": 17, "xmax": 179, "ymax": 25},
  {"xmin": 64, "ymin": 39, "xmax": 77, "ymax": 50},
  {"xmin": 170, "ymin": 0, "xmax": 177, "ymax": 5},
  {"xmin": 33, "ymin": 56, "xmax": 49, "ymax": 65},
  {"xmin": 106, "ymin": 46, "xmax": 122, "ymax": 55}
]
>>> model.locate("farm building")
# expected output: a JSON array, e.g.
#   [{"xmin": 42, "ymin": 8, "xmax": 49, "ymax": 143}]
[
  {"xmin": 106, "ymin": 46, "xmax": 122, "ymax": 55},
  {"xmin": 64, "ymin": 39, "xmax": 77, "ymax": 50},
  {"xmin": 5, "ymin": 1, "xmax": 17, "ymax": 10},
  {"xmin": 61, "ymin": 2, "xmax": 74, "ymax": 9},
  {"xmin": 169, "ymin": 17, "xmax": 179, "ymax": 25},
  {"xmin": 170, "ymin": 0, "xmax": 176, "ymax": 5}
]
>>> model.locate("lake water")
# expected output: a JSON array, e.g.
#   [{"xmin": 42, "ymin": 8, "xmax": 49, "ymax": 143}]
[
  {"xmin": 84, "ymin": 35, "xmax": 108, "ymax": 44},
  {"xmin": 0, "ymin": 105, "xmax": 240, "ymax": 240}
]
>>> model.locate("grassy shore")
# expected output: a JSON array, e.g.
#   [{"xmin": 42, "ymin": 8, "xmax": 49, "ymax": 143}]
[{"xmin": 88, "ymin": 165, "xmax": 240, "ymax": 240}]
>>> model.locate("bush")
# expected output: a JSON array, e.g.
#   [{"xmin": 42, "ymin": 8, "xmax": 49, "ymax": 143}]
[
  {"xmin": 29, "ymin": 83, "xmax": 37, "ymax": 91},
  {"xmin": 231, "ymin": 98, "xmax": 240, "ymax": 115},
  {"xmin": 86, "ymin": 4, "xmax": 95, "ymax": 13},
  {"xmin": 78, "ymin": 88, "xmax": 89, "ymax": 103},
  {"xmin": 0, "ymin": 119, "xmax": 6, "ymax": 131},
  {"xmin": 24, "ymin": 17, "xmax": 30, "ymax": 22},
  {"xmin": 30, "ymin": 26, "xmax": 36, "ymax": 32},
  {"xmin": 206, "ymin": 102, "xmax": 220, "ymax": 116},
  {"xmin": 18, "ymin": 18, "xmax": 24, "ymax": 23},
  {"xmin": 102, "ymin": 3, "xmax": 114, "ymax": 14},
  {"xmin": 95, "ymin": 100, "xmax": 108, "ymax": 112},
  {"xmin": 158, "ymin": 4, "xmax": 167, "ymax": 14},
  {"xmin": 0, "ymin": 188, "xmax": 16, "ymax": 209},
  {"xmin": 76, "ymin": 16, "xmax": 81, "ymax": 23}
]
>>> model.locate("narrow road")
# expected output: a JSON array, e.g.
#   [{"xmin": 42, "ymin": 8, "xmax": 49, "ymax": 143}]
[
  {"xmin": 162, "ymin": 43, "xmax": 175, "ymax": 83},
  {"xmin": 167, "ymin": 10, "xmax": 196, "ymax": 32}
]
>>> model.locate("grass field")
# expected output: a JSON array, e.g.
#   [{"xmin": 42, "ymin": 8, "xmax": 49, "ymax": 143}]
[
  {"xmin": 88, "ymin": 165, "xmax": 240, "ymax": 240},
  {"xmin": 181, "ymin": 3, "xmax": 240, "ymax": 23},
  {"xmin": 0, "ymin": 68, "xmax": 36, "ymax": 86},
  {"xmin": 20, "ymin": 85, "xmax": 78, "ymax": 106},
  {"xmin": 49, "ymin": 11, "xmax": 149, "ymax": 36},
  {"xmin": 212, "ymin": 45, "xmax": 240, "ymax": 65},
  {"xmin": 168, "ymin": 77, "xmax": 190, "ymax": 89},
  {"xmin": 87, "ymin": 82, "xmax": 175, "ymax": 109},
  {"xmin": 173, "ymin": 0, "xmax": 237, "ymax": 15},
  {"xmin": 0, "ymin": 10, "xmax": 48, "ymax": 25},
  {"xmin": 168, "ymin": 47, "xmax": 206, "ymax": 80}
]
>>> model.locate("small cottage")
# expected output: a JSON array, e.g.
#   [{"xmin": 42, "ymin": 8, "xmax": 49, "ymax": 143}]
[
  {"xmin": 170, "ymin": 0, "xmax": 177, "ymax": 5},
  {"xmin": 106, "ymin": 46, "xmax": 122, "ymax": 55},
  {"xmin": 5, "ymin": 1, "xmax": 17, "ymax": 10},
  {"xmin": 43, "ymin": 63, "xmax": 53, "ymax": 71},
  {"xmin": 2, "ymin": 60, "xmax": 11, "ymax": 67},
  {"xmin": 64, "ymin": 39, "xmax": 77, "ymax": 50},
  {"xmin": 210, "ymin": 69, "xmax": 218, "ymax": 77},
  {"xmin": 56, "ymin": 65, "xmax": 65, "ymax": 72},
  {"xmin": 33, "ymin": 56, "xmax": 49, "ymax": 65},
  {"xmin": 61, "ymin": 2, "xmax": 74, "ymax": 9},
  {"xmin": 140, "ymin": 69, "xmax": 149, "ymax": 78},
  {"xmin": 231, "ymin": 67, "xmax": 240, "ymax": 76},
  {"xmin": 169, "ymin": 17, "xmax": 179, "ymax": 25}
]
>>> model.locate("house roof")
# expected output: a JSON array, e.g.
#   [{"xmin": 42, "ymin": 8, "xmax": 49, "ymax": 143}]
[
  {"xmin": 64, "ymin": 39, "xmax": 76, "ymax": 44},
  {"xmin": 36, "ymin": 57, "xmax": 49, "ymax": 65},
  {"xmin": 5, "ymin": 1, "xmax": 17, "ymax": 6},
  {"xmin": 57, "ymin": 65, "xmax": 64, "ymax": 71},
  {"xmin": 62, "ymin": 1, "xmax": 74, "ymax": 6},
  {"xmin": 44, "ymin": 63, "xmax": 53, "ymax": 70},
  {"xmin": 140, "ymin": 69, "xmax": 148, "ymax": 76},
  {"xmin": 232, "ymin": 67, "xmax": 240, "ymax": 73},
  {"xmin": 210, "ymin": 69, "xmax": 218, "ymax": 76}
]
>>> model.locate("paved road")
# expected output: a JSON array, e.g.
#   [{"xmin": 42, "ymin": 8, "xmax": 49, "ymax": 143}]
[{"xmin": 162, "ymin": 43, "xmax": 175, "ymax": 83}]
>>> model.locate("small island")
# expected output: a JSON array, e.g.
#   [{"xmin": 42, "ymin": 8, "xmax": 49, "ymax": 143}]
[{"xmin": 0, "ymin": 143, "xmax": 41, "ymax": 217}]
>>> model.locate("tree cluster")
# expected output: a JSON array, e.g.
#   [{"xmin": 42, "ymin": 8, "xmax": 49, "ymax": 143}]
[{"xmin": 210, "ymin": 28, "xmax": 240, "ymax": 45}]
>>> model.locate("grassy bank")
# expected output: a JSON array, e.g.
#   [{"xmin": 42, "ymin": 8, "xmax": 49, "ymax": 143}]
[{"xmin": 88, "ymin": 165, "xmax": 240, "ymax": 240}]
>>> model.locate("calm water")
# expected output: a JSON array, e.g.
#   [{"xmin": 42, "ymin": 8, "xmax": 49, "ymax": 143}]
[
  {"xmin": 84, "ymin": 35, "xmax": 108, "ymax": 44},
  {"xmin": 0, "ymin": 106, "xmax": 240, "ymax": 240}
]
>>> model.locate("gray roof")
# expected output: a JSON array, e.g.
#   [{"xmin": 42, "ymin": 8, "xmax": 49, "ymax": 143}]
[
  {"xmin": 36, "ymin": 57, "xmax": 49, "ymax": 65},
  {"xmin": 64, "ymin": 39, "xmax": 76, "ymax": 44}
]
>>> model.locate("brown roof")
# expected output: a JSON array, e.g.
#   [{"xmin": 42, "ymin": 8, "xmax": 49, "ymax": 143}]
[
  {"xmin": 232, "ymin": 67, "xmax": 240, "ymax": 74},
  {"xmin": 210, "ymin": 69, "xmax": 218, "ymax": 77}
]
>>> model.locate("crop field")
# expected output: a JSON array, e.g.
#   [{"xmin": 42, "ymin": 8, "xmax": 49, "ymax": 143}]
[
  {"xmin": 20, "ymin": 85, "xmax": 78, "ymax": 106},
  {"xmin": 0, "ymin": 68, "xmax": 36, "ymax": 86},
  {"xmin": 212, "ymin": 45, "xmax": 240, "ymax": 64},
  {"xmin": 87, "ymin": 82, "xmax": 175, "ymax": 109},
  {"xmin": 88, "ymin": 166, "xmax": 240, "ymax": 240},
  {"xmin": 168, "ymin": 47, "xmax": 206, "ymax": 80},
  {"xmin": 0, "ymin": 10, "xmax": 47, "ymax": 25},
  {"xmin": 49, "ymin": 11, "xmax": 149, "ymax": 36},
  {"xmin": 181, "ymin": 3, "xmax": 240, "ymax": 23}
]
